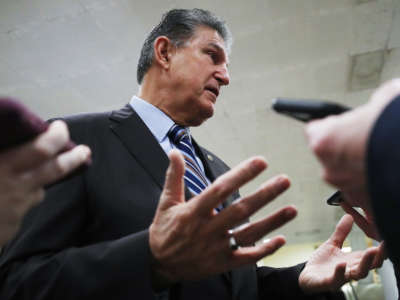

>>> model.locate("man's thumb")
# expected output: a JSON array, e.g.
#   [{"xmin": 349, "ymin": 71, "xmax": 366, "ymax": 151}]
[
  {"xmin": 158, "ymin": 149, "xmax": 186, "ymax": 210},
  {"xmin": 329, "ymin": 214, "xmax": 353, "ymax": 248}
]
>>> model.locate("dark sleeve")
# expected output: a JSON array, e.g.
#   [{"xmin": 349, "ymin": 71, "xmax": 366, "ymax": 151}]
[
  {"xmin": 257, "ymin": 264, "xmax": 345, "ymax": 300},
  {"xmin": 0, "ymin": 116, "xmax": 157, "ymax": 300},
  {"xmin": 367, "ymin": 95, "xmax": 400, "ymax": 290}
]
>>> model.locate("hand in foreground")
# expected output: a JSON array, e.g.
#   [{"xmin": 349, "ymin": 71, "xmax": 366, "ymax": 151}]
[
  {"xmin": 305, "ymin": 79, "xmax": 400, "ymax": 239},
  {"xmin": 149, "ymin": 150, "xmax": 297, "ymax": 287},
  {"xmin": 299, "ymin": 214, "xmax": 385, "ymax": 294},
  {"xmin": 0, "ymin": 120, "xmax": 91, "ymax": 245}
]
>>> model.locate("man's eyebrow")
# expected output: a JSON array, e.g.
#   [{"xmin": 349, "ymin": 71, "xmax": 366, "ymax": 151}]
[{"xmin": 207, "ymin": 42, "xmax": 230, "ymax": 65}]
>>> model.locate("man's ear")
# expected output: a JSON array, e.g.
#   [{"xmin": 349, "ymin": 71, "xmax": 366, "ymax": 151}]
[{"xmin": 153, "ymin": 36, "xmax": 174, "ymax": 70}]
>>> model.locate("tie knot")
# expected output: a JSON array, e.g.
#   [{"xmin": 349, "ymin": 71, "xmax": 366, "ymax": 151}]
[{"xmin": 168, "ymin": 124, "xmax": 189, "ymax": 144}]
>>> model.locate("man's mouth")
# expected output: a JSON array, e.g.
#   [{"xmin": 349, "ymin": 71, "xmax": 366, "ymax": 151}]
[{"xmin": 204, "ymin": 85, "xmax": 219, "ymax": 98}]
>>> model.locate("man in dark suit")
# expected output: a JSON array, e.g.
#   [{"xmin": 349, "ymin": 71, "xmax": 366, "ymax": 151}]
[
  {"xmin": 305, "ymin": 79, "xmax": 400, "ymax": 291},
  {"xmin": 0, "ymin": 8, "xmax": 383, "ymax": 300}
]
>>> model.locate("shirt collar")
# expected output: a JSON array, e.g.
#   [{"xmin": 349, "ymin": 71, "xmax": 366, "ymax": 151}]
[{"xmin": 129, "ymin": 95, "xmax": 177, "ymax": 143}]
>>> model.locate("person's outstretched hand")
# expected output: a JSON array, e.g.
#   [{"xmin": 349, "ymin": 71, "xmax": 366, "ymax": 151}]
[
  {"xmin": 149, "ymin": 150, "xmax": 297, "ymax": 288},
  {"xmin": 299, "ymin": 214, "xmax": 385, "ymax": 293}
]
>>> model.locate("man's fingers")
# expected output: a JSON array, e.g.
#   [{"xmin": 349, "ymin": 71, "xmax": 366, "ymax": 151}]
[
  {"xmin": 347, "ymin": 249, "xmax": 375, "ymax": 280},
  {"xmin": 329, "ymin": 214, "xmax": 354, "ymax": 248},
  {"xmin": 210, "ymin": 175, "xmax": 290, "ymax": 231},
  {"xmin": 29, "ymin": 145, "xmax": 91, "ymax": 187},
  {"xmin": 10, "ymin": 121, "xmax": 70, "ymax": 172},
  {"xmin": 229, "ymin": 205, "xmax": 297, "ymax": 246},
  {"xmin": 231, "ymin": 235, "xmax": 286, "ymax": 267},
  {"xmin": 331, "ymin": 262, "xmax": 347, "ymax": 289},
  {"xmin": 158, "ymin": 150, "xmax": 186, "ymax": 210},
  {"xmin": 372, "ymin": 242, "xmax": 386, "ymax": 268},
  {"xmin": 193, "ymin": 156, "xmax": 267, "ymax": 215}
]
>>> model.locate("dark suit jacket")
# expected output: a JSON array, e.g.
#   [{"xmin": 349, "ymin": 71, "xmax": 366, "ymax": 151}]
[
  {"xmin": 0, "ymin": 104, "xmax": 344, "ymax": 300},
  {"xmin": 367, "ymin": 95, "xmax": 400, "ymax": 292}
]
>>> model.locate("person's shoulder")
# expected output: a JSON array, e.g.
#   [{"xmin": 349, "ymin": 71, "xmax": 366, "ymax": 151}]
[
  {"xmin": 50, "ymin": 110, "xmax": 111, "ymax": 126},
  {"xmin": 48, "ymin": 104, "xmax": 133, "ymax": 129},
  {"xmin": 47, "ymin": 106, "xmax": 129, "ymax": 142}
]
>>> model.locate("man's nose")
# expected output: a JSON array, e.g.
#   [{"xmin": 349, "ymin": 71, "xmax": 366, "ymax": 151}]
[{"xmin": 215, "ymin": 65, "xmax": 230, "ymax": 86}]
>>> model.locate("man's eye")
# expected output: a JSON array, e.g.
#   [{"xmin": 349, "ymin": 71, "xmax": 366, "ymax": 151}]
[{"xmin": 207, "ymin": 51, "xmax": 217, "ymax": 61}]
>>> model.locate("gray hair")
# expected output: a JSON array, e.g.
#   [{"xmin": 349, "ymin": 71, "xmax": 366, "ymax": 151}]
[{"xmin": 136, "ymin": 8, "xmax": 232, "ymax": 84}]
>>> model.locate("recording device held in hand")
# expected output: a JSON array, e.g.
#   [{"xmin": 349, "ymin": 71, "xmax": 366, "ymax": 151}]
[
  {"xmin": 271, "ymin": 98, "xmax": 350, "ymax": 122},
  {"xmin": 271, "ymin": 98, "xmax": 351, "ymax": 206}
]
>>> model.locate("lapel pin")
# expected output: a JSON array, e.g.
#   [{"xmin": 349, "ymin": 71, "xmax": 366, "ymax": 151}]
[{"xmin": 207, "ymin": 154, "xmax": 214, "ymax": 161}]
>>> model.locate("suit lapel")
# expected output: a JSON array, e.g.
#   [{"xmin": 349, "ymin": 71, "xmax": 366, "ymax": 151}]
[
  {"xmin": 109, "ymin": 104, "xmax": 193, "ymax": 200},
  {"xmin": 109, "ymin": 104, "xmax": 169, "ymax": 190}
]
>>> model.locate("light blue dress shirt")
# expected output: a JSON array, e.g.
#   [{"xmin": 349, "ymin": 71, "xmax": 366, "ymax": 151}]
[{"xmin": 129, "ymin": 96, "xmax": 209, "ymax": 176}]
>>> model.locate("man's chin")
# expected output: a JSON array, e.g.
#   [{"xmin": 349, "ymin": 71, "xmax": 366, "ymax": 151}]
[{"xmin": 188, "ymin": 108, "xmax": 214, "ymax": 127}]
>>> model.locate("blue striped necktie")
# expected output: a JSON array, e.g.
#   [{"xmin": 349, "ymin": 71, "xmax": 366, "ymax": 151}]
[{"xmin": 168, "ymin": 124, "xmax": 209, "ymax": 196}]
